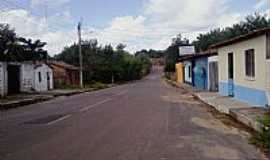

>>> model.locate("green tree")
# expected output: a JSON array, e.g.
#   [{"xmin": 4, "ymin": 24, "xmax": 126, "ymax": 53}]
[
  {"xmin": 55, "ymin": 40, "xmax": 152, "ymax": 84},
  {"xmin": 0, "ymin": 24, "xmax": 48, "ymax": 61},
  {"xmin": 193, "ymin": 13, "xmax": 270, "ymax": 52},
  {"xmin": 164, "ymin": 34, "xmax": 190, "ymax": 73}
]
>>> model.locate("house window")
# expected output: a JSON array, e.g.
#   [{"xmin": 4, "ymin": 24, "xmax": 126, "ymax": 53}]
[
  {"xmin": 267, "ymin": 32, "xmax": 270, "ymax": 59},
  {"xmin": 245, "ymin": 49, "xmax": 255, "ymax": 77},
  {"xmin": 38, "ymin": 72, "xmax": 42, "ymax": 82}
]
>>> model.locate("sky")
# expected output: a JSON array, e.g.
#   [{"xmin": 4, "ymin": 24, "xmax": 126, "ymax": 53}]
[{"xmin": 0, "ymin": 0, "xmax": 270, "ymax": 55}]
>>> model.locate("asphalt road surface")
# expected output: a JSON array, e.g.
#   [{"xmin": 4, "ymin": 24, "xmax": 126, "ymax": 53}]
[{"xmin": 1, "ymin": 68, "xmax": 267, "ymax": 160}]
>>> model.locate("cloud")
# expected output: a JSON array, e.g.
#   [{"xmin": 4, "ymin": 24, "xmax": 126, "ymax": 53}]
[
  {"xmin": 0, "ymin": 9, "xmax": 76, "ymax": 55},
  {"xmin": 0, "ymin": 0, "xmax": 262, "ymax": 55},
  {"xmin": 254, "ymin": 0, "xmax": 270, "ymax": 9},
  {"xmin": 30, "ymin": 0, "xmax": 70, "ymax": 8},
  {"xmin": 84, "ymin": 0, "xmax": 241, "ymax": 53}
]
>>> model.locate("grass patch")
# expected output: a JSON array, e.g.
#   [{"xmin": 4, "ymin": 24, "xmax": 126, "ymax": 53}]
[
  {"xmin": 85, "ymin": 82, "xmax": 109, "ymax": 90},
  {"xmin": 55, "ymin": 84, "xmax": 80, "ymax": 90},
  {"xmin": 250, "ymin": 115, "xmax": 270, "ymax": 149}
]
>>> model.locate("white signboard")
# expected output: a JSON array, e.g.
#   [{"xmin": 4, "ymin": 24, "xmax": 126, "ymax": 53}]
[{"xmin": 179, "ymin": 46, "xmax": 195, "ymax": 56}]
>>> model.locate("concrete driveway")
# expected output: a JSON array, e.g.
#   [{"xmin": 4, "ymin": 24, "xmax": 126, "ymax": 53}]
[{"xmin": 1, "ymin": 69, "xmax": 267, "ymax": 160}]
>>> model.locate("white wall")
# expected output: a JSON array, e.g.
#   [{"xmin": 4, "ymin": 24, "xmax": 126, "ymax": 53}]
[
  {"xmin": 0, "ymin": 62, "xmax": 53, "ymax": 96},
  {"xmin": 21, "ymin": 63, "xmax": 34, "ymax": 92},
  {"xmin": 218, "ymin": 35, "xmax": 267, "ymax": 90},
  {"xmin": 34, "ymin": 64, "xmax": 53, "ymax": 92},
  {"xmin": 0, "ymin": 62, "xmax": 7, "ymax": 97}
]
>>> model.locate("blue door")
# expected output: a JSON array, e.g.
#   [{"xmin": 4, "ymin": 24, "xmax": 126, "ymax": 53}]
[
  {"xmin": 228, "ymin": 53, "xmax": 234, "ymax": 97},
  {"xmin": 194, "ymin": 66, "xmax": 207, "ymax": 90}
]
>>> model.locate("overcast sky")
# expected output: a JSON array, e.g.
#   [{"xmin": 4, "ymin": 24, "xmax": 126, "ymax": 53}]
[{"xmin": 0, "ymin": 0, "xmax": 270, "ymax": 55}]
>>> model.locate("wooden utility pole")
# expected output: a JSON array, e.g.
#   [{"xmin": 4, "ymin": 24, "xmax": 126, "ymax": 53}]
[{"xmin": 78, "ymin": 21, "xmax": 83, "ymax": 88}]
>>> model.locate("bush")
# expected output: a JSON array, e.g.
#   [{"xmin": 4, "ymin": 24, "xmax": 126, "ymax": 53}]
[
  {"xmin": 89, "ymin": 82, "xmax": 109, "ymax": 90},
  {"xmin": 250, "ymin": 115, "xmax": 270, "ymax": 149}
]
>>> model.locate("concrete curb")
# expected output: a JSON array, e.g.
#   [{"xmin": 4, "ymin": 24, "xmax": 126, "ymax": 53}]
[
  {"xmin": 0, "ymin": 84, "xmax": 125, "ymax": 111},
  {"xmin": 0, "ymin": 96, "xmax": 54, "ymax": 111},
  {"xmin": 0, "ymin": 89, "xmax": 99, "ymax": 111}
]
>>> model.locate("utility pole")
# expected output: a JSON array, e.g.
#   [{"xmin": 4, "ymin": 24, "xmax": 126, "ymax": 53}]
[{"xmin": 78, "ymin": 21, "xmax": 83, "ymax": 88}]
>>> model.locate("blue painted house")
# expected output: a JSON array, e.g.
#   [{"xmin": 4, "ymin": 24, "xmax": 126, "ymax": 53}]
[{"xmin": 178, "ymin": 51, "xmax": 218, "ymax": 91}]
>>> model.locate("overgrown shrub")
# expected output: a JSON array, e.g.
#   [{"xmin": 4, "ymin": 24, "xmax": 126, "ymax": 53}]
[{"xmin": 89, "ymin": 82, "xmax": 108, "ymax": 90}]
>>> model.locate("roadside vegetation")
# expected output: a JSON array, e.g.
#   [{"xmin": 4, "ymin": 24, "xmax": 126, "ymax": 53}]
[
  {"xmin": 250, "ymin": 115, "xmax": 270, "ymax": 150},
  {"xmin": 54, "ymin": 41, "xmax": 152, "ymax": 85}
]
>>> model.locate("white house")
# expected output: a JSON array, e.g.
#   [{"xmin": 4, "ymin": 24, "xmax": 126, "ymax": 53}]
[
  {"xmin": 211, "ymin": 28, "xmax": 270, "ymax": 107},
  {"xmin": 0, "ymin": 61, "xmax": 53, "ymax": 97}
]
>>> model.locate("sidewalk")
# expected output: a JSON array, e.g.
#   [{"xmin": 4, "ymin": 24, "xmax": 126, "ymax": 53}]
[
  {"xmin": 40, "ymin": 88, "xmax": 95, "ymax": 97},
  {"xmin": 0, "ymin": 94, "xmax": 54, "ymax": 110},
  {"xmin": 0, "ymin": 88, "xmax": 95, "ymax": 111},
  {"xmin": 166, "ymin": 79, "xmax": 269, "ymax": 132},
  {"xmin": 195, "ymin": 91, "xmax": 269, "ymax": 132}
]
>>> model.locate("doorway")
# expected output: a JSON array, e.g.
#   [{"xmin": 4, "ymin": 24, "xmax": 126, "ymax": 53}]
[
  {"xmin": 7, "ymin": 65, "xmax": 20, "ymax": 95},
  {"xmin": 47, "ymin": 72, "xmax": 51, "ymax": 90},
  {"xmin": 228, "ymin": 53, "xmax": 234, "ymax": 97},
  {"xmin": 209, "ymin": 62, "xmax": 218, "ymax": 91}
]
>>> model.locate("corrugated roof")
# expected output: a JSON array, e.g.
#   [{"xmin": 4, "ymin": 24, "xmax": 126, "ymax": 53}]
[{"xmin": 210, "ymin": 27, "xmax": 270, "ymax": 48}]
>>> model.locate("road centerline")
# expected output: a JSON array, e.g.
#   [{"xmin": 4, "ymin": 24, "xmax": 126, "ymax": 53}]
[
  {"xmin": 80, "ymin": 98, "xmax": 113, "ymax": 112},
  {"xmin": 46, "ymin": 115, "xmax": 71, "ymax": 126}
]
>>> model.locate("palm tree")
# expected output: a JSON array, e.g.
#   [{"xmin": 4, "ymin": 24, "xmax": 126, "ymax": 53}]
[{"xmin": 19, "ymin": 38, "xmax": 48, "ymax": 61}]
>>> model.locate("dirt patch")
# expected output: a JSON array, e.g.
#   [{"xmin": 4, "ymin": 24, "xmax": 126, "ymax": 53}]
[
  {"xmin": 203, "ymin": 145, "xmax": 240, "ymax": 160},
  {"xmin": 161, "ymin": 94, "xmax": 200, "ymax": 105},
  {"xmin": 191, "ymin": 117, "xmax": 249, "ymax": 137}
]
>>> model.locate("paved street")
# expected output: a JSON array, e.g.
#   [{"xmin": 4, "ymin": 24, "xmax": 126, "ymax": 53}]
[{"xmin": 1, "ymin": 69, "xmax": 266, "ymax": 160}]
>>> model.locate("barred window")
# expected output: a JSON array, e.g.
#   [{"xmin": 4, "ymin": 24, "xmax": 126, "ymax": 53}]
[{"xmin": 245, "ymin": 49, "xmax": 255, "ymax": 77}]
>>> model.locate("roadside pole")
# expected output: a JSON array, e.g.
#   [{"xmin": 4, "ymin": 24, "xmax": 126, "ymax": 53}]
[{"xmin": 78, "ymin": 21, "xmax": 83, "ymax": 88}]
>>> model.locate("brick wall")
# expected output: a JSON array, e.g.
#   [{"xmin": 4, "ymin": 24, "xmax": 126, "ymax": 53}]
[{"xmin": 51, "ymin": 64, "xmax": 79, "ymax": 87}]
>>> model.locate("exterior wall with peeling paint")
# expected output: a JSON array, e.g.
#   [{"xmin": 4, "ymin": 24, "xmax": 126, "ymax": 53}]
[
  {"xmin": 0, "ymin": 62, "xmax": 53, "ymax": 96},
  {"xmin": 34, "ymin": 64, "xmax": 53, "ymax": 92},
  {"xmin": 21, "ymin": 63, "xmax": 35, "ymax": 92}
]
